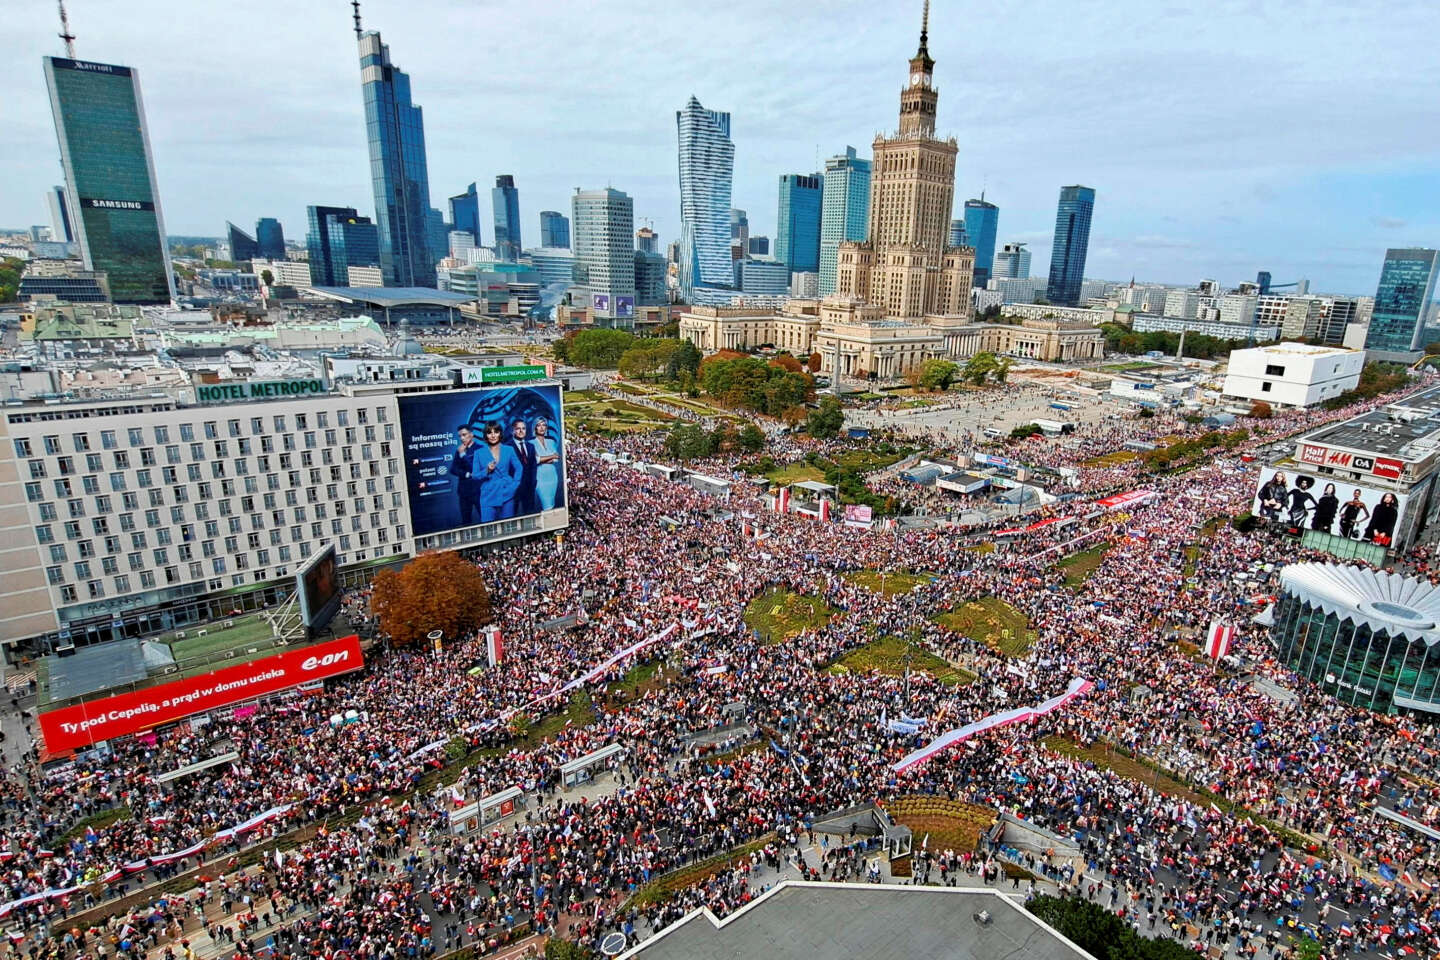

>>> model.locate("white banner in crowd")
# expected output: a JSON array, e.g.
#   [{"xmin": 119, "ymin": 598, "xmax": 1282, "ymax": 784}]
[
  {"xmin": 558, "ymin": 623, "xmax": 679, "ymax": 693},
  {"xmin": 891, "ymin": 677, "xmax": 1094, "ymax": 773}
]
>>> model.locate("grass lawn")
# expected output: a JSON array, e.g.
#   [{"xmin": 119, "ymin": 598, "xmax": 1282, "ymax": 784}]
[
  {"xmin": 829, "ymin": 448, "xmax": 913, "ymax": 474},
  {"xmin": 166, "ymin": 614, "xmax": 279, "ymax": 662},
  {"xmin": 964, "ymin": 542, "xmax": 997, "ymax": 554},
  {"xmin": 883, "ymin": 796, "xmax": 996, "ymax": 853},
  {"xmin": 831, "ymin": 636, "xmax": 975, "ymax": 686},
  {"xmin": 934, "ymin": 597, "xmax": 1036, "ymax": 658},
  {"xmin": 562, "ymin": 390, "xmax": 605, "ymax": 404},
  {"xmin": 843, "ymin": 569, "xmax": 935, "ymax": 596},
  {"xmin": 743, "ymin": 587, "xmax": 833, "ymax": 643},
  {"xmin": 1082, "ymin": 449, "xmax": 1139, "ymax": 467},
  {"xmin": 1055, "ymin": 545, "xmax": 1111, "ymax": 589},
  {"xmin": 1043, "ymin": 736, "xmax": 1207, "ymax": 806},
  {"xmin": 433, "ymin": 692, "xmax": 596, "ymax": 789},
  {"xmin": 765, "ymin": 462, "xmax": 829, "ymax": 485}
]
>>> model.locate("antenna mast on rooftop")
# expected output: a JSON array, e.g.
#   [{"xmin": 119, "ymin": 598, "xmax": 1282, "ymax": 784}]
[
  {"xmin": 351, "ymin": 0, "xmax": 363, "ymax": 39},
  {"xmin": 57, "ymin": 0, "xmax": 76, "ymax": 57}
]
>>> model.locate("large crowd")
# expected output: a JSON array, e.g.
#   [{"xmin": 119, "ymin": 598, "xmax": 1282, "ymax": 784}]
[{"xmin": 4, "ymin": 373, "xmax": 1440, "ymax": 960}]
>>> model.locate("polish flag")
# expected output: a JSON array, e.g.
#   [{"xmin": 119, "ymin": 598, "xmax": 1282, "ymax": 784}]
[
  {"xmin": 818, "ymin": 499, "xmax": 831, "ymax": 523},
  {"xmin": 1205, "ymin": 621, "xmax": 1235, "ymax": 660},
  {"xmin": 484, "ymin": 625, "xmax": 504, "ymax": 667},
  {"xmin": 774, "ymin": 487, "xmax": 790, "ymax": 514}
]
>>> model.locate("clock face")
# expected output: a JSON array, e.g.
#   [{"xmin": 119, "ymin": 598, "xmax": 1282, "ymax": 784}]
[{"xmin": 911, "ymin": 72, "xmax": 921, "ymax": 86}]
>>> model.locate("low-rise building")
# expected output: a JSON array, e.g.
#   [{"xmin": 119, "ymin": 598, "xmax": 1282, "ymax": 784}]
[
  {"xmin": 1222, "ymin": 343, "xmax": 1363, "ymax": 409},
  {"xmin": 1131, "ymin": 313, "xmax": 1278, "ymax": 342}
]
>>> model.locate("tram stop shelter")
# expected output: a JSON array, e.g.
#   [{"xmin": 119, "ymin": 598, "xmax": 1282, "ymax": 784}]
[
  {"xmin": 559, "ymin": 742, "xmax": 627, "ymax": 788},
  {"xmin": 448, "ymin": 785, "xmax": 526, "ymax": 834}
]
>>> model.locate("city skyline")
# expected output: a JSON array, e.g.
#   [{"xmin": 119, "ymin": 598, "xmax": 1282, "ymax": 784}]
[{"xmin": 6, "ymin": 0, "xmax": 1440, "ymax": 295}]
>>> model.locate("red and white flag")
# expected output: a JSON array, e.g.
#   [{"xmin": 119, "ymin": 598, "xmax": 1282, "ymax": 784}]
[
  {"xmin": 484, "ymin": 625, "xmax": 504, "ymax": 667},
  {"xmin": 774, "ymin": 487, "xmax": 790, "ymax": 513},
  {"xmin": 1205, "ymin": 621, "xmax": 1235, "ymax": 660},
  {"xmin": 818, "ymin": 499, "xmax": 831, "ymax": 522}
]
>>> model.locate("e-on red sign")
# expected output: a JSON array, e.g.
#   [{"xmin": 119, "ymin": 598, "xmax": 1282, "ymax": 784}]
[{"xmin": 39, "ymin": 634, "xmax": 363, "ymax": 753}]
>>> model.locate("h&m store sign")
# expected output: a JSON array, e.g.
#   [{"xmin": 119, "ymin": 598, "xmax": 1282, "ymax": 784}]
[{"xmin": 1299, "ymin": 443, "xmax": 1404, "ymax": 480}]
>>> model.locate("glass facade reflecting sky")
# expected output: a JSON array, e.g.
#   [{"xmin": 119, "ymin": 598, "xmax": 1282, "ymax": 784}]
[
  {"xmin": 963, "ymin": 198, "xmax": 999, "ymax": 286},
  {"xmin": 1363, "ymin": 248, "xmax": 1439, "ymax": 355},
  {"xmin": 255, "ymin": 218, "xmax": 285, "ymax": 259},
  {"xmin": 449, "ymin": 183, "xmax": 480, "ymax": 246},
  {"xmin": 360, "ymin": 32, "xmax": 434, "ymax": 287},
  {"xmin": 492, "ymin": 175, "xmax": 522, "ymax": 262},
  {"xmin": 44, "ymin": 56, "xmax": 174, "ymax": 304},
  {"xmin": 777, "ymin": 173, "xmax": 822, "ymax": 276},
  {"xmin": 819, "ymin": 146, "xmax": 870, "ymax": 296},
  {"xmin": 539, "ymin": 211, "xmax": 570, "ymax": 250},
  {"xmin": 1046, "ymin": 185, "xmax": 1095, "ymax": 307},
  {"xmin": 676, "ymin": 97, "xmax": 735, "ymax": 301}
]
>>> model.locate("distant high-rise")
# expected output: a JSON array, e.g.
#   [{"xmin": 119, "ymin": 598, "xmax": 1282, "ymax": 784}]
[
  {"xmin": 539, "ymin": 210, "xmax": 570, "ymax": 250},
  {"xmin": 635, "ymin": 227, "xmax": 659, "ymax": 254},
  {"xmin": 1364, "ymin": 248, "xmax": 1440, "ymax": 359},
  {"xmin": 492, "ymin": 175, "xmax": 521, "ymax": 261},
  {"xmin": 776, "ymin": 173, "xmax": 823, "ymax": 276},
  {"xmin": 748, "ymin": 236, "xmax": 770, "ymax": 257},
  {"xmin": 358, "ymin": 29, "xmax": 435, "ymax": 286},
  {"xmin": 306, "ymin": 205, "xmax": 380, "ymax": 287},
  {"xmin": 949, "ymin": 219, "xmax": 966, "ymax": 248},
  {"xmin": 43, "ymin": 55, "xmax": 174, "ymax": 304},
  {"xmin": 572, "ymin": 188, "xmax": 636, "ymax": 327},
  {"xmin": 425, "ymin": 207, "xmax": 448, "ymax": 265},
  {"xmin": 46, "ymin": 186, "xmax": 73, "ymax": 244},
  {"xmin": 992, "ymin": 242, "xmax": 1030, "ymax": 280},
  {"xmin": 819, "ymin": 146, "xmax": 870, "ymax": 295},
  {"xmin": 255, "ymin": 218, "xmax": 285, "ymax": 259},
  {"xmin": 449, "ymin": 183, "xmax": 481, "ymax": 245},
  {"xmin": 963, "ymin": 197, "xmax": 998, "ymax": 286},
  {"xmin": 1045, "ymin": 185, "xmax": 1095, "ymax": 306},
  {"xmin": 676, "ymin": 96, "xmax": 736, "ymax": 302},
  {"xmin": 227, "ymin": 222, "xmax": 259, "ymax": 262},
  {"xmin": 635, "ymin": 249, "xmax": 668, "ymax": 306}
]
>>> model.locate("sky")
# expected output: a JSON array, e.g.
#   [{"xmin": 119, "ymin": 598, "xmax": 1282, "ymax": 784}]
[{"xmin": 5, "ymin": 0, "xmax": 1440, "ymax": 296}]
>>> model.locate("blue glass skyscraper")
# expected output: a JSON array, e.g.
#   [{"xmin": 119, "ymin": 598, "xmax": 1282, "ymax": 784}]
[
  {"xmin": 676, "ymin": 96, "xmax": 736, "ymax": 303},
  {"xmin": 1045, "ymin": 185, "xmax": 1095, "ymax": 306},
  {"xmin": 306, "ymin": 205, "xmax": 379, "ymax": 286},
  {"xmin": 44, "ymin": 55, "xmax": 174, "ymax": 304},
  {"xmin": 227, "ymin": 222, "xmax": 259, "ymax": 262},
  {"xmin": 359, "ymin": 30, "xmax": 435, "ymax": 287},
  {"xmin": 492, "ymin": 175, "xmax": 521, "ymax": 261},
  {"xmin": 776, "ymin": 174, "xmax": 822, "ymax": 276},
  {"xmin": 949, "ymin": 219, "xmax": 966, "ymax": 247},
  {"xmin": 449, "ymin": 183, "xmax": 480, "ymax": 245},
  {"xmin": 963, "ymin": 196, "xmax": 998, "ymax": 286},
  {"xmin": 1364, "ymin": 249, "xmax": 1440, "ymax": 358},
  {"xmin": 819, "ymin": 146, "xmax": 870, "ymax": 295},
  {"xmin": 539, "ymin": 211, "xmax": 570, "ymax": 249},
  {"xmin": 255, "ymin": 217, "xmax": 285, "ymax": 259}
]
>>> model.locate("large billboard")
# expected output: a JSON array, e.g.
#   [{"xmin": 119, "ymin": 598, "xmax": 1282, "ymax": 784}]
[
  {"xmin": 399, "ymin": 385, "xmax": 566, "ymax": 537},
  {"xmin": 1253, "ymin": 465, "xmax": 1407, "ymax": 547},
  {"xmin": 39, "ymin": 635, "xmax": 363, "ymax": 753},
  {"xmin": 297, "ymin": 543, "xmax": 340, "ymax": 632}
]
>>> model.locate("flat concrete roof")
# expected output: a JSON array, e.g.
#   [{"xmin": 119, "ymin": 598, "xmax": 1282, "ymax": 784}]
[
  {"xmin": 304, "ymin": 286, "xmax": 473, "ymax": 308},
  {"xmin": 1303, "ymin": 384, "xmax": 1440, "ymax": 457},
  {"xmin": 619, "ymin": 882, "xmax": 1089, "ymax": 960}
]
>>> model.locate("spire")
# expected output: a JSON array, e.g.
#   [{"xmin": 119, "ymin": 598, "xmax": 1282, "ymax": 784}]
[
  {"xmin": 918, "ymin": 0, "xmax": 930, "ymax": 55},
  {"xmin": 351, "ymin": 0, "xmax": 363, "ymax": 39},
  {"xmin": 57, "ymin": 0, "xmax": 76, "ymax": 58}
]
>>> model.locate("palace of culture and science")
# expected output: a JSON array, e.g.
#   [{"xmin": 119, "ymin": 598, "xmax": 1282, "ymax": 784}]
[{"xmin": 679, "ymin": 4, "xmax": 1104, "ymax": 376}]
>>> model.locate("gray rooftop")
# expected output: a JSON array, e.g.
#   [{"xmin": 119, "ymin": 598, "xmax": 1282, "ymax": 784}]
[
  {"xmin": 304, "ymin": 286, "xmax": 473, "ymax": 308},
  {"xmin": 619, "ymin": 883, "xmax": 1088, "ymax": 960},
  {"xmin": 1303, "ymin": 383, "xmax": 1440, "ymax": 459},
  {"xmin": 45, "ymin": 637, "xmax": 149, "ymax": 702}
]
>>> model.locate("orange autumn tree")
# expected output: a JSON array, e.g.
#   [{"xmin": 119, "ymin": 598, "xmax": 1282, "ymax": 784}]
[{"xmin": 370, "ymin": 551, "xmax": 492, "ymax": 646}]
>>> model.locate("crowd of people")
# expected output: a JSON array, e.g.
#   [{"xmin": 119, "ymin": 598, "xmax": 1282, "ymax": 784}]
[{"xmin": 5, "ymin": 371, "xmax": 1440, "ymax": 960}]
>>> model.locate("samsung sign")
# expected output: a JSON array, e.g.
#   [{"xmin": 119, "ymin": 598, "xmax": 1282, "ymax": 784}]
[
  {"xmin": 81, "ymin": 198, "xmax": 155, "ymax": 211},
  {"xmin": 195, "ymin": 378, "xmax": 327, "ymax": 404}
]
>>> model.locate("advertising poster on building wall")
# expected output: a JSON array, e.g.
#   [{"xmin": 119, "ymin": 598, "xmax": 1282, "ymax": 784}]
[
  {"xmin": 398, "ymin": 385, "xmax": 566, "ymax": 537},
  {"xmin": 1253, "ymin": 465, "xmax": 1407, "ymax": 547}
]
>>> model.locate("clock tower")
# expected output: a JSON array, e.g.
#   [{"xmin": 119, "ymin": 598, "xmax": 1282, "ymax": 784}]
[{"xmin": 898, "ymin": 0, "xmax": 937, "ymax": 138}]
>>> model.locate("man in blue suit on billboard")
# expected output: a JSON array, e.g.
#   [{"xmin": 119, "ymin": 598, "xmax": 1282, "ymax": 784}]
[
  {"xmin": 447, "ymin": 425, "xmax": 484, "ymax": 526},
  {"xmin": 509, "ymin": 418, "xmax": 539, "ymax": 516},
  {"xmin": 477, "ymin": 422, "xmax": 520, "ymax": 522}
]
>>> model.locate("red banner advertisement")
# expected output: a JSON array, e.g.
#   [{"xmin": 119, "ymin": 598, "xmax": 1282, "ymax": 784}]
[
  {"xmin": 1095, "ymin": 489, "xmax": 1155, "ymax": 511},
  {"xmin": 40, "ymin": 634, "xmax": 364, "ymax": 753}
]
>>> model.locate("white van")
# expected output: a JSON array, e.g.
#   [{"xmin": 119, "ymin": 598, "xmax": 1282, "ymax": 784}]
[{"xmin": 983, "ymin": 427, "xmax": 1005, "ymax": 440}]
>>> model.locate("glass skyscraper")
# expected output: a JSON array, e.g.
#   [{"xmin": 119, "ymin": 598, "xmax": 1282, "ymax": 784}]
[
  {"xmin": 227, "ymin": 222, "xmax": 259, "ymax": 262},
  {"xmin": 963, "ymin": 197, "xmax": 999, "ymax": 287},
  {"xmin": 255, "ymin": 218, "xmax": 285, "ymax": 259},
  {"xmin": 1045, "ymin": 185, "xmax": 1095, "ymax": 307},
  {"xmin": 1363, "ymin": 248, "xmax": 1440, "ymax": 358},
  {"xmin": 306, "ymin": 205, "xmax": 379, "ymax": 287},
  {"xmin": 572, "ymin": 188, "xmax": 636, "ymax": 327},
  {"xmin": 776, "ymin": 173, "xmax": 823, "ymax": 276},
  {"xmin": 43, "ymin": 56, "xmax": 175, "ymax": 304},
  {"xmin": 47, "ymin": 186, "xmax": 74, "ymax": 244},
  {"xmin": 949, "ymin": 219, "xmax": 966, "ymax": 248},
  {"xmin": 819, "ymin": 146, "xmax": 870, "ymax": 295},
  {"xmin": 449, "ymin": 183, "xmax": 481, "ymax": 245},
  {"xmin": 676, "ymin": 96, "xmax": 736, "ymax": 303},
  {"xmin": 359, "ymin": 31, "xmax": 435, "ymax": 287},
  {"xmin": 539, "ymin": 211, "xmax": 570, "ymax": 250},
  {"xmin": 492, "ymin": 175, "xmax": 522, "ymax": 262}
]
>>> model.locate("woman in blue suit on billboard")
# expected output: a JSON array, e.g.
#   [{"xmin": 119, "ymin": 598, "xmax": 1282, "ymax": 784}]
[
  {"xmin": 531, "ymin": 415, "xmax": 562, "ymax": 510},
  {"xmin": 478, "ymin": 421, "xmax": 520, "ymax": 522}
]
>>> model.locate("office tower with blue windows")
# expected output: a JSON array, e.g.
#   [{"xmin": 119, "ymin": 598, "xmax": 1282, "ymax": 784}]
[
  {"xmin": 306, "ymin": 205, "xmax": 379, "ymax": 286},
  {"xmin": 635, "ymin": 249, "xmax": 668, "ymax": 306},
  {"xmin": 572, "ymin": 188, "xmax": 636, "ymax": 327},
  {"xmin": 492, "ymin": 176, "xmax": 521, "ymax": 261},
  {"xmin": 1045, "ymin": 185, "xmax": 1095, "ymax": 306},
  {"xmin": 1364, "ymin": 248, "xmax": 1440, "ymax": 360},
  {"xmin": 963, "ymin": 196, "xmax": 998, "ymax": 286},
  {"xmin": 359, "ymin": 30, "xmax": 435, "ymax": 286},
  {"xmin": 227, "ymin": 222, "xmax": 259, "ymax": 262},
  {"xmin": 819, "ymin": 146, "xmax": 870, "ymax": 295},
  {"xmin": 47, "ymin": 186, "xmax": 74, "ymax": 244},
  {"xmin": 43, "ymin": 55, "xmax": 175, "ymax": 304},
  {"xmin": 539, "ymin": 210, "xmax": 570, "ymax": 250},
  {"xmin": 255, "ymin": 218, "xmax": 285, "ymax": 259},
  {"xmin": 776, "ymin": 173, "xmax": 822, "ymax": 277},
  {"xmin": 949, "ymin": 219, "xmax": 966, "ymax": 248},
  {"xmin": 676, "ymin": 96, "xmax": 737, "ymax": 303},
  {"xmin": 449, "ymin": 183, "xmax": 480, "ymax": 245}
]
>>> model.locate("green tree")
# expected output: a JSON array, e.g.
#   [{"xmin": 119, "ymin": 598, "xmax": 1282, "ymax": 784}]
[
  {"xmin": 260, "ymin": 268, "xmax": 275, "ymax": 287},
  {"xmin": 991, "ymin": 355, "xmax": 1013, "ymax": 382},
  {"xmin": 668, "ymin": 339, "xmax": 703, "ymax": 380},
  {"xmin": 0, "ymin": 258, "xmax": 24, "ymax": 303},
  {"xmin": 918, "ymin": 358, "xmax": 960, "ymax": 391},
  {"xmin": 962, "ymin": 352, "xmax": 999, "ymax": 385},
  {"xmin": 544, "ymin": 939, "xmax": 595, "ymax": 960},
  {"xmin": 551, "ymin": 336, "xmax": 571, "ymax": 363},
  {"xmin": 665, "ymin": 424, "xmax": 714, "ymax": 461},
  {"xmin": 569, "ymin": 329, "xmax": 636, "ymax": 368},
  {"xmin": 807, "ymin": 395, "xmax": 845, "ymax": 439},
  {"xmin": 737, "ymin": 423, "xmax": 765, "ymax": 452}
]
